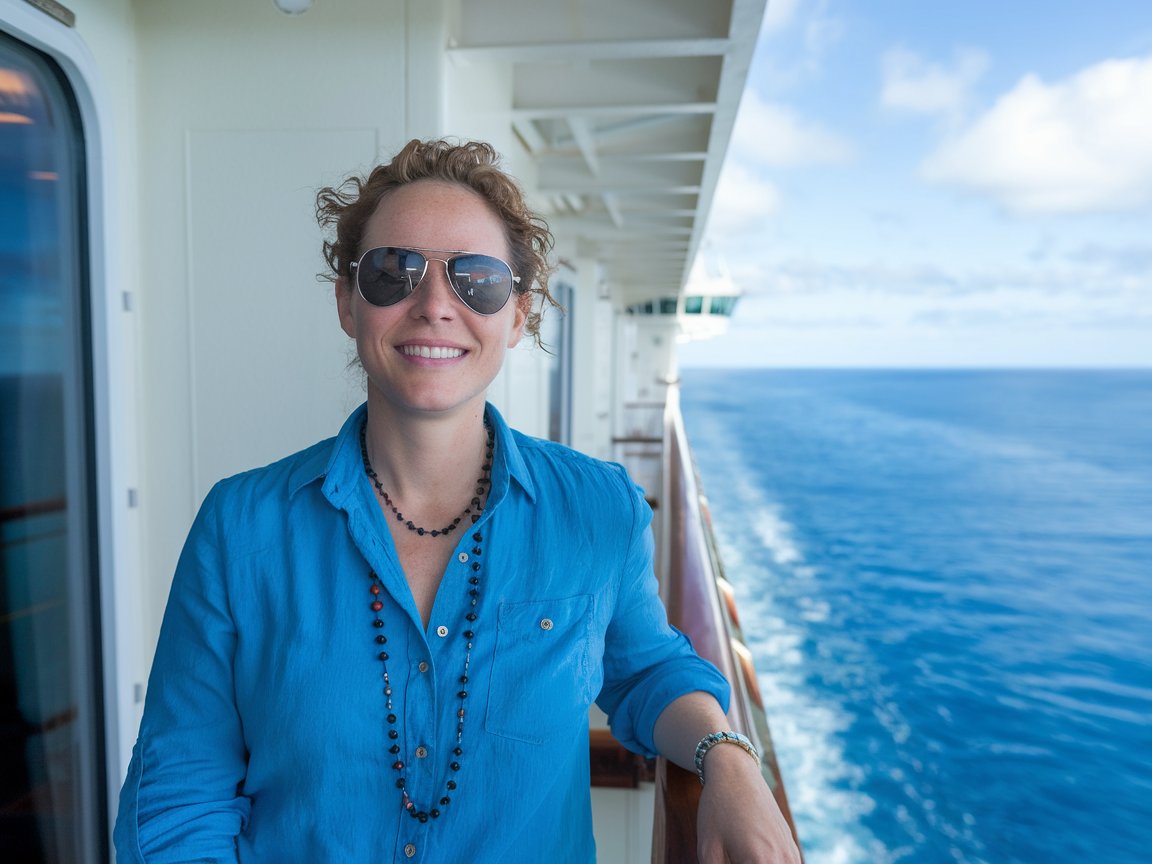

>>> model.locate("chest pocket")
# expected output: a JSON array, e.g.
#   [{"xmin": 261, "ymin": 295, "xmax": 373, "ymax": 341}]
[{"xmin": 485, "ymin": 595, "xmax": 596, "ymax": 744}]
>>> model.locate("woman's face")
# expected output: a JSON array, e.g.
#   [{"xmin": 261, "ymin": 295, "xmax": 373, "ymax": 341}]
[{"xmin": 336, "ymin": 180, "xmax": 527, "ymax": 421}]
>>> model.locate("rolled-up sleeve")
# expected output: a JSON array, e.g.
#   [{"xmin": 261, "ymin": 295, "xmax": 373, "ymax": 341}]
[
  {"xmin": 114, "ymin": 484, "xmax": 250, "ymax": 862},
  {"xmin": 595, "ymin": 470, "xmax": 730, "ymax": 757}
]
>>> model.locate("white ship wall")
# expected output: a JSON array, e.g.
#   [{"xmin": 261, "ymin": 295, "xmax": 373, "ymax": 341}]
[{"xmin": 7, "ymin": 0, "xmax": 619, "ymax": 772}]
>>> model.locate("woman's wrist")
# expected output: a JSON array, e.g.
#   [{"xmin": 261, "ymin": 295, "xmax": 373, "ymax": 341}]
[{"xmin": 694, "ymin": 730, "xmax": 760, "ymax": 785}]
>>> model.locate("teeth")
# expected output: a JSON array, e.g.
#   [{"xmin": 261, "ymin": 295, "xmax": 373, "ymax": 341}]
[{"xmin": 401, "ymin": 345, "xmax": 465, "ymax": 359}]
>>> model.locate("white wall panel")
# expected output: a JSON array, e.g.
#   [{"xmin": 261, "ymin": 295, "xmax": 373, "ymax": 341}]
[
  {"xmin": 186, "ymin": 128, "xmax": 373, "ymax": 500},
  {"xmin": 130, "ymin": 0, "xmax": 414, "ymax": 644}
]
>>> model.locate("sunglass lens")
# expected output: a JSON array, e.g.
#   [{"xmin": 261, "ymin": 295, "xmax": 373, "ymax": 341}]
[
  {"xmin": 449, "ymin": 254, "xmax": 514, "ymax": 314},
  {"xmin": 357, "ymin": 247, "xmax": 425, "ymax": 307}
]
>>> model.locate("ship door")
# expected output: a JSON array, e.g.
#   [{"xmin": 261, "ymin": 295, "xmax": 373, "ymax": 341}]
[{"xmin": 0, "ymin": 29, "xmax": 106, "ymax": 862}]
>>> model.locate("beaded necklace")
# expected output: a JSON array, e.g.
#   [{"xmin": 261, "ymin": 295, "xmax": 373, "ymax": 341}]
[
  {"xmin": 361, "ymin": 422, "xmax": 493, "ymax": 537},
  {"xmin": 359, "ymin": 418, "xmax": 494, "ymax": 822}
]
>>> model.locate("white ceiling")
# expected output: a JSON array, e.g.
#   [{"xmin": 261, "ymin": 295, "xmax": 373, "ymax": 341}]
[{"xmin": 448, "ymin": 0, "xmax": 766, "ymax": 305}]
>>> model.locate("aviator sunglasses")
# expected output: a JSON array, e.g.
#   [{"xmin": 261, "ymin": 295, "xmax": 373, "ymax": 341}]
[{"xmin": 349, "ymin": 246, "xmax": 520, "ymax": 315}]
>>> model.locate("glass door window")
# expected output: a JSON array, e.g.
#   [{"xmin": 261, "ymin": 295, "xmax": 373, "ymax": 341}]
[{"xmin": 0, "ymin": 30, "xmax": 104, "ymax": 862}]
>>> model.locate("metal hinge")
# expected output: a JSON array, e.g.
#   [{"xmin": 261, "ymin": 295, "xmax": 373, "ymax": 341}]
[{"xmin": 23, "ymin": 0, "xmax": 76, "ymax": 27}]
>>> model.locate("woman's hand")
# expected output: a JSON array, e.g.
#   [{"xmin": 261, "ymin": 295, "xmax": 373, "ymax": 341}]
[
  {"xmin": 695, "ymin": 743, "xmax": 802, "ymax": 864},
  {"xmin": 652, "ymin": 692, "xmax": 802, "ymax": 863}
]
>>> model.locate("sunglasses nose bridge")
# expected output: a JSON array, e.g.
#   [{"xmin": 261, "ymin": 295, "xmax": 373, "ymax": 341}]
[{"xmin": 407, "ymin": 255, "xmax": 460, "ymax": 313}]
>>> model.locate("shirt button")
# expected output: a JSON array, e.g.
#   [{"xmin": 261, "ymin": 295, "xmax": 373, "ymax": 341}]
[
  {"xmin": 540, "ymin": 618, "xmax": 554, "ymax": 631},
  {"xmin": 404, "ymin": 843, "xmax": 416, "ymax": 858},
  {"xmin": 417, "ymin": 661, "xmax": 429, "ymax": 673},
  {"xmin": 415, "ymin": 745, "xmax": 428, "ymax": 759},
  {"xmin": 457, "ymin": 552, "xmax": 469, "ymax": 563},
  {"xmin": 436, "ymin": 625, "xmax": 449, "ymax": 638}
]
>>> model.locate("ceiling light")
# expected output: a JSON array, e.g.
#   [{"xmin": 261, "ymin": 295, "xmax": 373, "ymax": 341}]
[{"xmin": 273, "ymin": 0, "xmax": 313, "ymax": 14}]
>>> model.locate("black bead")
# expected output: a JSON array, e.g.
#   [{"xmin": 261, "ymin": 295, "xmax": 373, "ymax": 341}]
[
  {"xmin": 388, "ymin": 730, "xmax": 398, "ymax": 740},
  {"xmin": 459, "ymin": 675, "xmax": 469, "ymax": 684},
  {"xmin": 440, "ymin": 797, "xmax": 451, "ymax": 806},
  {"xmin": 472, "ymin": 562, "xmax": 481, "ymax": 571},
  {"xmin": 396, "ymin": 778, "xmax": 405, "ymax": 789},
  {"xmin": 454, "ymin": 747, "xmax": 463, "ymax": 756},
  {"xmin": 473, "ymin": 532, "xmax": 482, "ymax": 542},
  {"xmin": 389, "ymin": 744, "xmax": 400, "ymax": 754},
  {"xmin": 457, "ymin": 690, "xmax": 468, "ymax": 699},
  {"xmin": 416, "ymin": 527, "xmax": 425, "ymax": 536},
  {"xmin": 466, "ymin": 613, "xmax": 477, "ymax": 621},
  {"xmin": 387, "ymin": 713, "xmax": 396, "ymax": 723},
  {"xmin": 379, "ymin": 652, "xmax": 389, "ymax": 661},
  {"xmin": 450, "ymin": 762, "xmax": 460, "ymax": 771},
  {"xmin": 472, "ymin": 547, "xmax": 482, "ymax": 555},
  {"xmin": 447, "ymin": 781, "xmax": 457, "ymax": 790},
  {"xmin": 463, "ymin": 630, "xmax": 474, "ymax": 639},
  {"xmin": 431, "ymin": 809, "xmax": 440, "ymax": 818},
  {"xmin": 418, "ymin": 812, "xmax": 429, "ymax": 823},
  {"xmin": 373, "ymin": 619, "xmax": 384, "ymax": 628},
  {"xmin": 375, "ymin": 634, "xmax": 387, "ymax": 644},
  {"xmin": 469, "ymin": 577, "xmax": 479, "ymax": 585}
]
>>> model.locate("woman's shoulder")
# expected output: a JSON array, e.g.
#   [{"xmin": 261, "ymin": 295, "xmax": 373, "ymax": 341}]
[
  {"xmin": 510, "ymin": 428, "xmax": 620, "ymax": 471},
  {"xmin": 202, "ymin": 435, "xmax": 336, "ymax": 518},
  {"xmin": 508, "ymin": 430, "xmax": 642, "ymax": 501}
]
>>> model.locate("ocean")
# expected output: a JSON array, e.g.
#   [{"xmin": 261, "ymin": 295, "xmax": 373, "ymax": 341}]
[{"xmin": 679, "ymin": 369, "xmax": 1152, "ymax": 864}]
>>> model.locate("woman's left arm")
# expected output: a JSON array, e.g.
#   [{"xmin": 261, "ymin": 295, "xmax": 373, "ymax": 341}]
[{"xmin": 653, "ymin": 691, "xmax": 802, "ymax": 864}]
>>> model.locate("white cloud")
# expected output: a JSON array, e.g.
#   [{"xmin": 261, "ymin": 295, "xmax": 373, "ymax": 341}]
[
  {"xmin": 705, "ymin": 92, "xmax": 850, "ymax": 237},
  {"xmin": 707, "ymin": 161, "xmax": 781, "ymax": 235},
  {"xmin": 731, "ymin": 92, "xmax": 853, "ymax": 166},
  {"xmin": 921, "ymin": 54, "xmax": 1152, "ymax": 214},
  {"xmin": 751, "ymin": 0, "xmax": 845, "ymax": 91},
  {"xmin": 881, "ymin": 48, "xmax": 989, "ymax": 119},
  {"xmin": 760, "ymin": 0, "xmax": 801, "ymax": 35},
  {"xmin": 729, "ymin": 251, "xmax": 1152, "ymax": 301},
  {"xmin": 802, "ymin": 3, "xmax": 845, "ymax": 67}
]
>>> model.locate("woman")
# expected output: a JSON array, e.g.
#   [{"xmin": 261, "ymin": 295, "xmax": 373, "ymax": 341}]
[{"xmin": 114, "ymin": 139, "xmax": 800, "ymax": 863}]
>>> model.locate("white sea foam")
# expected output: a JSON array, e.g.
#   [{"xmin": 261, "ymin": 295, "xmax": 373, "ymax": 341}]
[
  {"xmin": 712, "ymin": 497, "xmax": 887, "ymax": 861},
  {"xmin": 693, "ymin": 413, "xmax": 893, "ymax": 862}
]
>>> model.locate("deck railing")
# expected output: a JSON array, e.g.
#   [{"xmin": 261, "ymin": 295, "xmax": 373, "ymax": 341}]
[{"xmin": 649, "ymin": 388, "xmax": 803, "ymax": 863}]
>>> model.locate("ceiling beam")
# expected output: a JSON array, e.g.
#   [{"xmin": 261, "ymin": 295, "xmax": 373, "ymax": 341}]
[
  {"xmin": 512, "ymin": 102, "xmax": 716, "ymax": 120},
  {"xmin": 512, "ymin": 117, "xmax": 546, "ymax": 154},
  {"xmin": 538, "ymin": 180, "xmax": 702, "ymax": 195},
  {"xmin": 568, "ymin": 118, "xmax": 601, "ymax": 176},
  {"xmin": 448, "ymin": 37, "xmax": 731, "ymax": 65},
  {"xmin": 601, "ymin": 192, "xmax": 624, "ymax": 229}
]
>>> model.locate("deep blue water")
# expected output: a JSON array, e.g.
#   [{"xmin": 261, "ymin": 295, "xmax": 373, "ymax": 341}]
[{"xmin": 680, "ymin": 369, "xmax": 1152, "ymax": 864}]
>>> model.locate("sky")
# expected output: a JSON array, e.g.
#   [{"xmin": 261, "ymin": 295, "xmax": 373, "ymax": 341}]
[{"xmin": 679, "ymin": 0, "xmax": 1152, "ymax": 368}]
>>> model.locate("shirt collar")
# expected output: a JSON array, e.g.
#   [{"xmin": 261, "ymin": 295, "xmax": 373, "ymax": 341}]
[
  {"xmin": 287, "ymin": 402, "xmax": 537, "ymax": 505},
  {"xmin": 486, "ymin": 402, "xmax": 537, "ymax": 504}
]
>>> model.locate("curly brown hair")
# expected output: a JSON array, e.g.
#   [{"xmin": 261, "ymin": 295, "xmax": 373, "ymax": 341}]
[{"xmin": 316, "ymin": 138, "xmax": 559, "ymax": 344}]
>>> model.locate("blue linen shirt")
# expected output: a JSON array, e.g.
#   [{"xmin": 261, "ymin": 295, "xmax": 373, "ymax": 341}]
[{"xmin": 114, "ymin": 403, "xmax": 729, "ymax": 863}]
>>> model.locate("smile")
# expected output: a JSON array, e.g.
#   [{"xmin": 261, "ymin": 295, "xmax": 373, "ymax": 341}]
[{"xmin": 399, "ymin": 345, "xmax": 466, "ymax": 359}]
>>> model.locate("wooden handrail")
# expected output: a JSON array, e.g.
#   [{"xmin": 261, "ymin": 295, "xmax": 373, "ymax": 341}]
[{"xmin": 651, "ymin": 390, "xmax": 802, "ymax": 862}]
